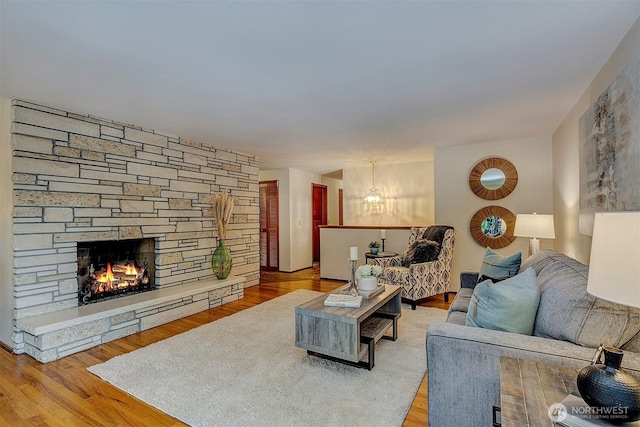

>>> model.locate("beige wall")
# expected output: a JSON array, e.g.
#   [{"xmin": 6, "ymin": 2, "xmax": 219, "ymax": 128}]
[
  {"xmin": 343, "ymin": 159, "xmax": 435, "ymax": 226},
  {"xmin": 435, "ymin": 137, "xmax": 554, "ymax": 291},
  {"xmin": 1, "ymin": 96, "xmax": 13, "ymax": 346},
  {"xmin": 321, "ymin": 175, "xmax": 342, "ymax": 226},
  {"xmin": 553, "ymin": 18, "xmax": 639, "ymax": 264},
  {"xmin": 261, "ymin": 161, "xmax": 434, "ymax": 272}
]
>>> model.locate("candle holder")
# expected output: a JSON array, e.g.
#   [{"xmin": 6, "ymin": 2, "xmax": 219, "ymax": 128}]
[
  {"xmin": 381, "ymin": 238, "xmax": 386, "ymax": 253},
  {"xmin": 343, "ymin": 259, "xmax": 359, "ymax": 296}
]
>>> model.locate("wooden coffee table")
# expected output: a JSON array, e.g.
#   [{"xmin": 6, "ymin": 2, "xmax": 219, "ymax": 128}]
[{"xmin": 294, "ymin": 284, "xmax": 401, "ymax": 370}]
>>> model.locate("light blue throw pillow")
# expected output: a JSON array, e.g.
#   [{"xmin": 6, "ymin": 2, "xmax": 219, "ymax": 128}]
[
  {"xmin": 479, "ymin": 247, "xmax": 522, "ymax": 279},
  {"xmin": 466, "ymin": 267, "xmax": 540, "ymax": 335}
]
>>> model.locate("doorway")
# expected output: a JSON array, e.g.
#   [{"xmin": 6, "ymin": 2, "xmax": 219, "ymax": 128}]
[
  {"xmin": 312, "ymin": 184, "xmax": 328, "ymax": 263},
  {"xmin": 259, "ymin": 181, "xmax": 279, "ymax": 271}
]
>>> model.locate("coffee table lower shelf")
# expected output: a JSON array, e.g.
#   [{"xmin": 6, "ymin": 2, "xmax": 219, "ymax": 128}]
[
  {"xmin": 295, "ymin": 284, "xmax": 401, "ymax": 370},
  {"xmin": 307, "ymin": 313, "xmax": 398, "ymax": 370}
]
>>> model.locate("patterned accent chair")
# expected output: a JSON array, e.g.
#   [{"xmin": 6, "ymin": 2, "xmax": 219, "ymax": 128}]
[{"xmin": 373, "ymin": 226, "xmax": 455, "ymax": 309}]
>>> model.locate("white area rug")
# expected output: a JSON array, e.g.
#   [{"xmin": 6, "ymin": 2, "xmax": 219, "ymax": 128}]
[{"xmin": 88, "ymin": 290, "xmax": 447, "ymax": 427}]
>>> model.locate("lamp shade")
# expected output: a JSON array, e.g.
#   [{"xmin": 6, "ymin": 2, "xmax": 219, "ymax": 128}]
[
  {"xmin": 587, "ymin": 211, "xmax": 640, "ymax": 308},
  {"xmin": 513, "ymin": 213, "xmax": 555, "ymax": 239}
]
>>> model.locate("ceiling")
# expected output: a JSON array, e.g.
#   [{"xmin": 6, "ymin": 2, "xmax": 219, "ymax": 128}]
[{"xmin": 1, "ymin": 1, "xmax": 638, "ymax": 175}]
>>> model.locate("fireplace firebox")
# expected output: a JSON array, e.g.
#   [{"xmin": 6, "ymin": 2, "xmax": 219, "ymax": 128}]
[{"xmin": 77, "ymin": 238, "xmax": 156, "ymax": 305}]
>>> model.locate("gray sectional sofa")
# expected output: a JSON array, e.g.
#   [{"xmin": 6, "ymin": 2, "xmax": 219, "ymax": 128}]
[{"xmin": 426, "ymin": 250, "xmax": 640, "ymax": 427}]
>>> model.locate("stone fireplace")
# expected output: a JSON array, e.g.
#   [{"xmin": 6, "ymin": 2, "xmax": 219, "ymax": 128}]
[{"xmin": 9, "ymin": 99, "xmax": 260, "ymax": 362}]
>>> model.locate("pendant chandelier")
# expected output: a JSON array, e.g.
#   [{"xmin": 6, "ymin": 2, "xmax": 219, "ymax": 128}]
[{"xmin": 363, "ymin": 161, "xmax": 383, "ymax": 206}]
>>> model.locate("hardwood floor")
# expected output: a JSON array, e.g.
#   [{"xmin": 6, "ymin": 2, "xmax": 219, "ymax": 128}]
[{"xmin": 0, "ymin": 267, "xmax": 451, "ymax": 426}]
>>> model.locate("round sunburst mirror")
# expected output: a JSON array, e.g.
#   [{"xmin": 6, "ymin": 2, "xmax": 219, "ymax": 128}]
[
  {"xmin": 469, "ymin": 157, "xmax": 518, "ymax": 200},
  {"xmin": 470, "ymin": 206, "xmax": 517, "ymax": 248}
]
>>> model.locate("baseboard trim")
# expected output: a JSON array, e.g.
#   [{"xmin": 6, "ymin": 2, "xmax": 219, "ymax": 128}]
[{"xmin": 0, "ymin": 340, "xmax": 13, "ymax": 354}]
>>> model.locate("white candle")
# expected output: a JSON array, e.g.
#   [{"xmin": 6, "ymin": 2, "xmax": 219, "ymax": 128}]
[
  {"xmin": 381, "ymin": 229, "xmax": 386, "ymax": 239},
  {"xmin": 349, "ymin": 246, "xmax": 358, "ymax": 261}
]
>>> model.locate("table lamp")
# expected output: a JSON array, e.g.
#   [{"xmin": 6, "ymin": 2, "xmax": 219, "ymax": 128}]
[
  {"xmin": 513, "ymin": 212, "xmax": 555, "ymax": 256},
  {"xmin": 576, "ymin": 211, "xmax": 640, "ymax": 422}
]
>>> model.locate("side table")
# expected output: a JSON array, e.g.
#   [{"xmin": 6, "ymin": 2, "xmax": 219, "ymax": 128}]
[
  {"xmin": 499, "ymin": 356, "xmax": 579, "ymax": 426},
  {"xmin": 364, "ymin": 252, "xmax": 398, "ymax": 264}
]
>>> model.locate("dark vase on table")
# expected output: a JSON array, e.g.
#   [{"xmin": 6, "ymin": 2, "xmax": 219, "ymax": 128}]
[{"xmin": 577, "ymin": 346, "xmax": 640, "ymax": 423}]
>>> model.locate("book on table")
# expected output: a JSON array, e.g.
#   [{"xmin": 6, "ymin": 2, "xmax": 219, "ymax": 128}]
[{"xmin": 324, "ymin": 294, "xmax": 363, "ymax": 308}]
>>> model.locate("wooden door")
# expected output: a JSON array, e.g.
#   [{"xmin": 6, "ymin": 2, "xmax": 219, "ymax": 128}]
[
  {"xmin": 259, "ymin": 181, "xmax": 279, "ymax": 271},
  {"xmin": 339, "ymin": 188, "xmax": 344, "ymax": 226},
  {"xmin": 312, "ymin": 184, "xmax": 328, "ymax": 263}
]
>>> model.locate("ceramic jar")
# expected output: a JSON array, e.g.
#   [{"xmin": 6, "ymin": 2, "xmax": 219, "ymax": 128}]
[{"xmin": 577, "ymin": 346, "xmax": 640, "ymax": 422}]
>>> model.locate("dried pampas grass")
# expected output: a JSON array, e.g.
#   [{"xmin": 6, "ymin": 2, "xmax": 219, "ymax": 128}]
[{"xmin": 212, "ymin": 190, "xmax": 235, "ymax": 239}]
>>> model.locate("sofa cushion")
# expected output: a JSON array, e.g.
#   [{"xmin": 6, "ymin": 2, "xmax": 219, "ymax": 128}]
[
  {"xmin": 479, "ymin": 247, "xmax": 522, "ymax": 280},
  {"xmin": 399, "ymin": 227, "xmax": 430, "ymax": 261},
  {"xmin": 403, "ymin": 239, "xmax": 440, "ymax": 265},
  {"xmin": 446, "ymin": 310, "xmax": 467, "ymax": 325},
  {"xmin": 477, "ymin": 274, "xmax": 508, "ymax": 283},
  {"xmin": 466, "ymin": 268, "xmax": 540, "ymax": 335},
  {"xmin": 449, "ymin": 287, "xmax": 474, "ymax": 314},
  {"xmin": 518, "ymin": 249, "xmax": 559, "ymax": 275},
  {"xmin": 533, "ymin": 256, "xmax": 640, "ymax": 348},
  {"xmin": 624, "ymin": 332, "xmax": 640, "ymax": 353}
]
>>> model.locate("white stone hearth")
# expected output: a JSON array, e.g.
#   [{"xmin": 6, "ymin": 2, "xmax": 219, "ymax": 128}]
[{"xmin": 17, "ymin": 276, "xmax": 244, "ymax": 363}]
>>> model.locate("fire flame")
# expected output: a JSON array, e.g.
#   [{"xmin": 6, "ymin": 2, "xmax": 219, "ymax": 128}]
[
  {"xmin": 93, "ymin": 262, "xmax": 142, "ymax": 292},
  {"xmin": 96, "ymin": 263, "xmax": 115, "ymax": 283},
  {"xmin": 125, "ymin": 263, "xmax": 137, "ymax": 275}
]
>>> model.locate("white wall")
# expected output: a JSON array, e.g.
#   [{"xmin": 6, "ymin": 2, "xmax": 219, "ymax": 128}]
[
  {"xmin": 321, "ymin": 176, "xmax": 342, "ymax": 226},
  {"xmin": 289, "ymin": 168, "xmax": 321, "ymax": 271},
  {"xmin": 435, "ymin": 137, "xmax": 554, "ymax": 291},
  {"xmin": 553, "ymin": 18, "xmax": 639, "ymax": 264},
  {"xmin": 259, "ymin": 168, "xmax": 322, "ymax": 272},
  {"xmin": 0, "ymin": 96, "xmax": 12, "ymax": 347},
  {"xmin": 343, "ymin": 159, "xmax": 434, "ymax": 226}
]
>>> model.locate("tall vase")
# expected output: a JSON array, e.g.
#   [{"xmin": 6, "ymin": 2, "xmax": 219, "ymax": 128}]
[{"xmin": 212, "ymin": 239, "xmax": 232, "ymax": 279}]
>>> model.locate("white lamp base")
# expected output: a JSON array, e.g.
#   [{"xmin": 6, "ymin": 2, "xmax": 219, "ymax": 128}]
[{"xmin": 528, "ymin": 238, "xmax": 540, "ymax": 257}]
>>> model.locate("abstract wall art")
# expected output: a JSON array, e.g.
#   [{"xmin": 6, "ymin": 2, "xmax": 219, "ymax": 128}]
[{"xmin": 579, "ymin": 56, "xmax": 640, "ymax": 236}]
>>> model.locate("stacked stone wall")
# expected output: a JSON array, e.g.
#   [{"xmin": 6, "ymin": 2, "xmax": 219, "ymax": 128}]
[{"xmin": 10, "ymin": 99, "xmax": 259, "ymax": 353}]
